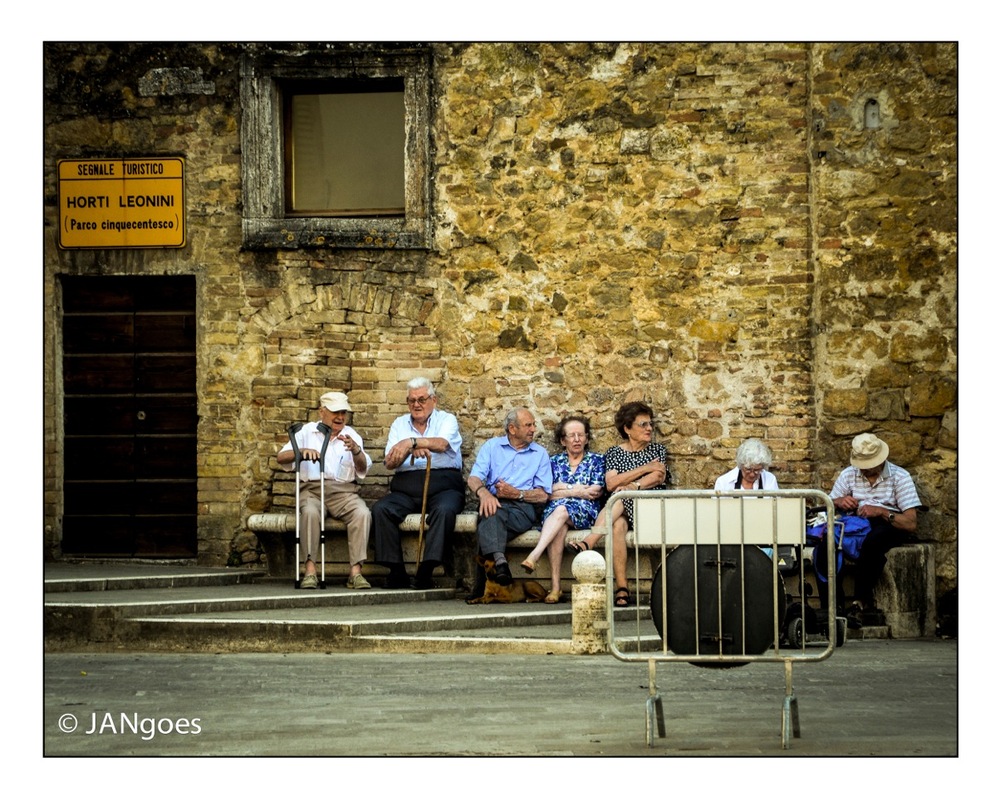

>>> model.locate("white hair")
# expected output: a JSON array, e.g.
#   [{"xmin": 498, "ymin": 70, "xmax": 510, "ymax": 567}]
[
  {"xmin": 406, "ymin": 376, "xmax": 435, "ymax": 396},
  {"xmin": 504, "ymin": 407, "xmax": 531, "ymax": 433},
  {"xmin": 735, "ymin": 438, "xmax": 773, "ymax": 469}
]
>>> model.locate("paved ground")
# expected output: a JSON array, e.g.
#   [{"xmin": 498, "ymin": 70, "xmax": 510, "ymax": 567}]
[
  {"xmin": 44, "ymin": 639, "xmax": 957, "ymax": 759},
  {"xmin": 37, "ymin": 560, "xmax": 966, "ymax": 782}
]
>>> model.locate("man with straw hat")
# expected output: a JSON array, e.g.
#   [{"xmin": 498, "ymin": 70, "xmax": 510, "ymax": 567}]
[{"xmin": 829, "ymin": 432, "xmax": 923, "ymax": 627}]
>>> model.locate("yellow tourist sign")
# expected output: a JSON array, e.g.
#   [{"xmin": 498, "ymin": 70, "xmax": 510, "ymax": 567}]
[{"xmin": 58, "ymin": 157, "xmax": 186, "ymax": 249}]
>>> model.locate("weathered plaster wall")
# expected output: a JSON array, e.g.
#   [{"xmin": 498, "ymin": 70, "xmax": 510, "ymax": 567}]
[{"xmin": 42, "ymin": 42, "xmax": 956, "ymax": 594}]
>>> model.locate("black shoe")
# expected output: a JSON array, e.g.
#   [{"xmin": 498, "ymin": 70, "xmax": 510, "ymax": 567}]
[
  {"xmin": 845, "ymin": 603, "xmax": 864, "ymax": 630},
  {"xmin": 493, "ymin": 562, "xmax": 513, "ymax": 586},
  {"xmin": 414, "ymin": 561, "xmax": 437, "ymax": 590},
  {"xmin": 384, "ymin": 566, "xmax": 411, "ymax": 589},
  {"xmin": 465, "ymin": 564, "xmax": 486, "ymax": 604}
]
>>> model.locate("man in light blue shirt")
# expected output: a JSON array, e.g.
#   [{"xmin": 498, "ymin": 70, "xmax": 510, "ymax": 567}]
[
  {"xmin": 466, "ymin": 408, "xmax": 553, "ymax": 591},
  {"xmin": 372, "ymin": 378, "xmax": 465, "ymax": 589}
]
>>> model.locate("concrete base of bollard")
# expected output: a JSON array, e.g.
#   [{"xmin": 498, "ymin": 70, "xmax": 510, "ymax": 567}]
[{"xmin": 571, "ymin": 550, "xmax": 609, "ymax": 654}]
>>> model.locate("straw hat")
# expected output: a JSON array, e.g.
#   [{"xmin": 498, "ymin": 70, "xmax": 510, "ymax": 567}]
[{"xmin": 850, "ymin": 433, "xmax": 889, "ymax": 469}]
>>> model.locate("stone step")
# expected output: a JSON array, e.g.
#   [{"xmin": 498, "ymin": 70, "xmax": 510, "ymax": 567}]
[
  {"xmin": 44, "ymin": 581, "xmax": 455, "ymax": 614},
  {"xmin": 42, "ymin": 558, "xmax": 655, "ymax": 654},
  {"xmin": 126, "ymin": 600, "xmax": 578, "ymax": 653},
  {"xmin": 122, "ymin": 603, "xmax": 659, "ymax": 654},
  {"xmin": 848, "ymin": 624, "xmax": 890, "ymax": 640},
  {"xmin": 43, "ymin": 565, "xmax": 595, "ymax": 652},
  {"xmin": 44, "ymin": 564, "xmax": 265, "ymax": 593}
]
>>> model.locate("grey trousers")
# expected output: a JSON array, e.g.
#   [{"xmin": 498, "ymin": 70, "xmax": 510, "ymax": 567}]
[
  {"xmin": 476, "ymin": 500, "xmax": 541, "ymax": 557},
  {"xmin": 299, "ymin": 480, "xmax": 371, "ymax": 567}
]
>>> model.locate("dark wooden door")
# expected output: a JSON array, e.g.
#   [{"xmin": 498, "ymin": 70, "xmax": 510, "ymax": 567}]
[{"xmin": 61, "ymin": 275, "xmax": 198, "ymax": 557}]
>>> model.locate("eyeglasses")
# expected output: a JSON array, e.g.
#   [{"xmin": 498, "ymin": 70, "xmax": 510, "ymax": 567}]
[
  {"xmin": 406, "ymin": 396, "xmax": 433, "ymax": 406},
  {"xmin": 564, "ymin": 433, "xmax": 588, "ymax": 440},
  {"xmin": 742, "ymin": 466, "xmax": 765, "ymax": 474},
  {"xmin": 635, "ymin": 421, "xmax": 655, "ymax": 429}
]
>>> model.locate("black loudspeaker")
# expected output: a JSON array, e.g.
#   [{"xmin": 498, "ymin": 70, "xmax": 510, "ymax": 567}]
[{"xmin": 650, "ymin": 544, "xmax": 783, "ymax": 667}]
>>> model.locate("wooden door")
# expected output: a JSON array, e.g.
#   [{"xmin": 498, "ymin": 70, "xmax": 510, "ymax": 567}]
[{"xmin": 61, "ymin": 275, "xmax": 198, "ymax": 557}]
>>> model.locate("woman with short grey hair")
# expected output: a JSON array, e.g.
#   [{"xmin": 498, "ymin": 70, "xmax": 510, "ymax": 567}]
[{"xmin": 714, "ymin": 438, "xmax": 778, "ymax": 491}]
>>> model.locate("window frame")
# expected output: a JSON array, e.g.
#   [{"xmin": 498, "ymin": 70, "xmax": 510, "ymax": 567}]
[{"xmin": 240, "ymin": 46, "xmax": 432, "ymax": 250}]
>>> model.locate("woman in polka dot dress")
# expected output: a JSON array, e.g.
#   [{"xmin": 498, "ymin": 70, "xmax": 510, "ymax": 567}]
[{"xmin": 568, "ymin": 401, "xmax": 669, "ymax": 606}]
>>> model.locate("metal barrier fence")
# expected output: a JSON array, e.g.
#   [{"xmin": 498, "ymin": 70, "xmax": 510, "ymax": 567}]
[{"xmin": 605, "ymin": 488, "xmax": 839, "ymax": 749}]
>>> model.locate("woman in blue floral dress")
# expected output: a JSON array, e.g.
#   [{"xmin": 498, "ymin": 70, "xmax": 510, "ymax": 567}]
[{"xmin": 520, "ymin": 416, "xmax": 605, "ymax": 603}]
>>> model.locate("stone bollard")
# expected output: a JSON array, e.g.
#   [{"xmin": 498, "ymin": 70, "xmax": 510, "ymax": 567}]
[{"xmin": 571, "ymin": 549, "xmax": 609, "ymax": 654}]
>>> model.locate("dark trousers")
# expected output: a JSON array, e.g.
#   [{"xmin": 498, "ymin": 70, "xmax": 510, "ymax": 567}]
[
  {"xmin": 819, "ymin": 517, "xmax": 911, "ymax": 609},
  {"xmin": 853, "ymin": 519, "xmax": 912, "ymax": 606},
  {"xmin": 476, "ymin": 500, "xmax": 541, "ymax": 556},
  {"xmin": 372, "ymin": 469, "xmax": 465, "ymax": 566}
]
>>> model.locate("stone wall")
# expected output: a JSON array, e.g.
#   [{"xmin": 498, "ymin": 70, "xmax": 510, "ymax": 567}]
[
  {"xmin": 808, "ymin": 43, "xmax": 957, "ymax": 591},
  {"xmin": 42, "ymin": 42, "xmax": 957, "ymax": 594},
  {"xmin": 433, "ymin": 43, "xmax": 817, "ymax": 493}
]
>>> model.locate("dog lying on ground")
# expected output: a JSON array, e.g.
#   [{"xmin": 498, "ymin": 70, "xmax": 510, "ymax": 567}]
[{"xmin": 466, "ymin": 556, "xmax": 548, "ymax": 604}]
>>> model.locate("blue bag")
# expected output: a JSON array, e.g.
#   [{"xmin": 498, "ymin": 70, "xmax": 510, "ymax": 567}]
[{"xmin": 809, "ymin": 515, "xmax": 872, "ymax": 583}]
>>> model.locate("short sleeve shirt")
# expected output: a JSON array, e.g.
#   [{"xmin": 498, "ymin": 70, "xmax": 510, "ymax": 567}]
[
  {"xmin": 384, "ymin": 408, "xmax": 463, "ymax": 472},
  {"xmin": 830, "ymin": 461, "xmax": 921, "ymax": 513},
  {"xmin": 279, "ymin": 421, "xmax": 372, "ymax": 482},
  {"xmin": 541, "ymin": 450, "xmax": 605, "ymax": 528},
  {"xmin": 603, "ymin": 442, "xmax": 669, "ymax": 526}
]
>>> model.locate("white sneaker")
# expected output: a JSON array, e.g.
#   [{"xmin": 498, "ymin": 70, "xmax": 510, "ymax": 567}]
[
  {"xmin": 346, "ymin": 573, "xmax": 371, "ymax": 589},
  {"xmin": 300, "ymin": 573, "xmax": 318, "ymax": 589}
]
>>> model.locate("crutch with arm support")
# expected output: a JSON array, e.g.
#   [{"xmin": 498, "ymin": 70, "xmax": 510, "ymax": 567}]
[
  {"xmin": 315, "ymin": 422, "xmax": 333, "ymax": 589},
  {"xmin": 287, "ymin": 422, "xmax": 304, "ymax": 589}
]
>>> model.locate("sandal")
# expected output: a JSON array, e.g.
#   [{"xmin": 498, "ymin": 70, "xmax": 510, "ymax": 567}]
[
  {"xmin": 614, "ymin": 587, "xmax": 631, "ymax": 607},
  {"xmin": 565, "ymin": 540, "xmax": 590, "ymax": 554},
  {"xmin": 544, "ymin": 589, "xmax": 563, "ymax": 604},
  {"xmin": 520, "ymin": 558, "xmax": 537, "ymax": 574}
]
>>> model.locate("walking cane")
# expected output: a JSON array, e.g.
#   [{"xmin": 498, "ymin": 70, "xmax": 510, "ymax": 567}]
[{"xmin": 415, "ymin": 451, "xmax": 432, "ymax": 569}]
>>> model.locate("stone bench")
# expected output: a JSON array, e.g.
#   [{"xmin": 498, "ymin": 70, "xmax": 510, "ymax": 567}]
[
  {"xmin": 247, "ymin": 511, "xmax": 480, "ymax": 584},
  {"xmin": 248, "ymin": 511, "xmax": 486, "ymax": 586},
  {"xmin": 246, "ymin": 511, "xmax": 649, "ymax": 590}
]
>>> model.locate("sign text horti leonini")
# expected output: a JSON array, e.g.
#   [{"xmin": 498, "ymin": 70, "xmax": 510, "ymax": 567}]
[{"xmin": 58, "ymin": 158, "xmax": 186, "ymax": 249}]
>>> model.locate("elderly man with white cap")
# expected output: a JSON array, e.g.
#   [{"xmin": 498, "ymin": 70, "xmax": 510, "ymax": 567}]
[
  {"xmin": 828, "ymin": 432, "xmax": 922, "ymax": 626},
  {"xmin": 277, "ymin": 391, "xmax": 373, "ymax": 589}
]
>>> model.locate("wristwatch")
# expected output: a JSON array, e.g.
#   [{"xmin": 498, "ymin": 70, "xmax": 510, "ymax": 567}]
[
  {"xmin": 518, "ymin": 490, "xmax": 525, "ymax": 501},
  {"xmin": 887, "ymin": 512, "xmax": 895, "ymax": 524},
  {"xmin": 410, "ymin": 437, "xmax": 417, "ymax": 449}
]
